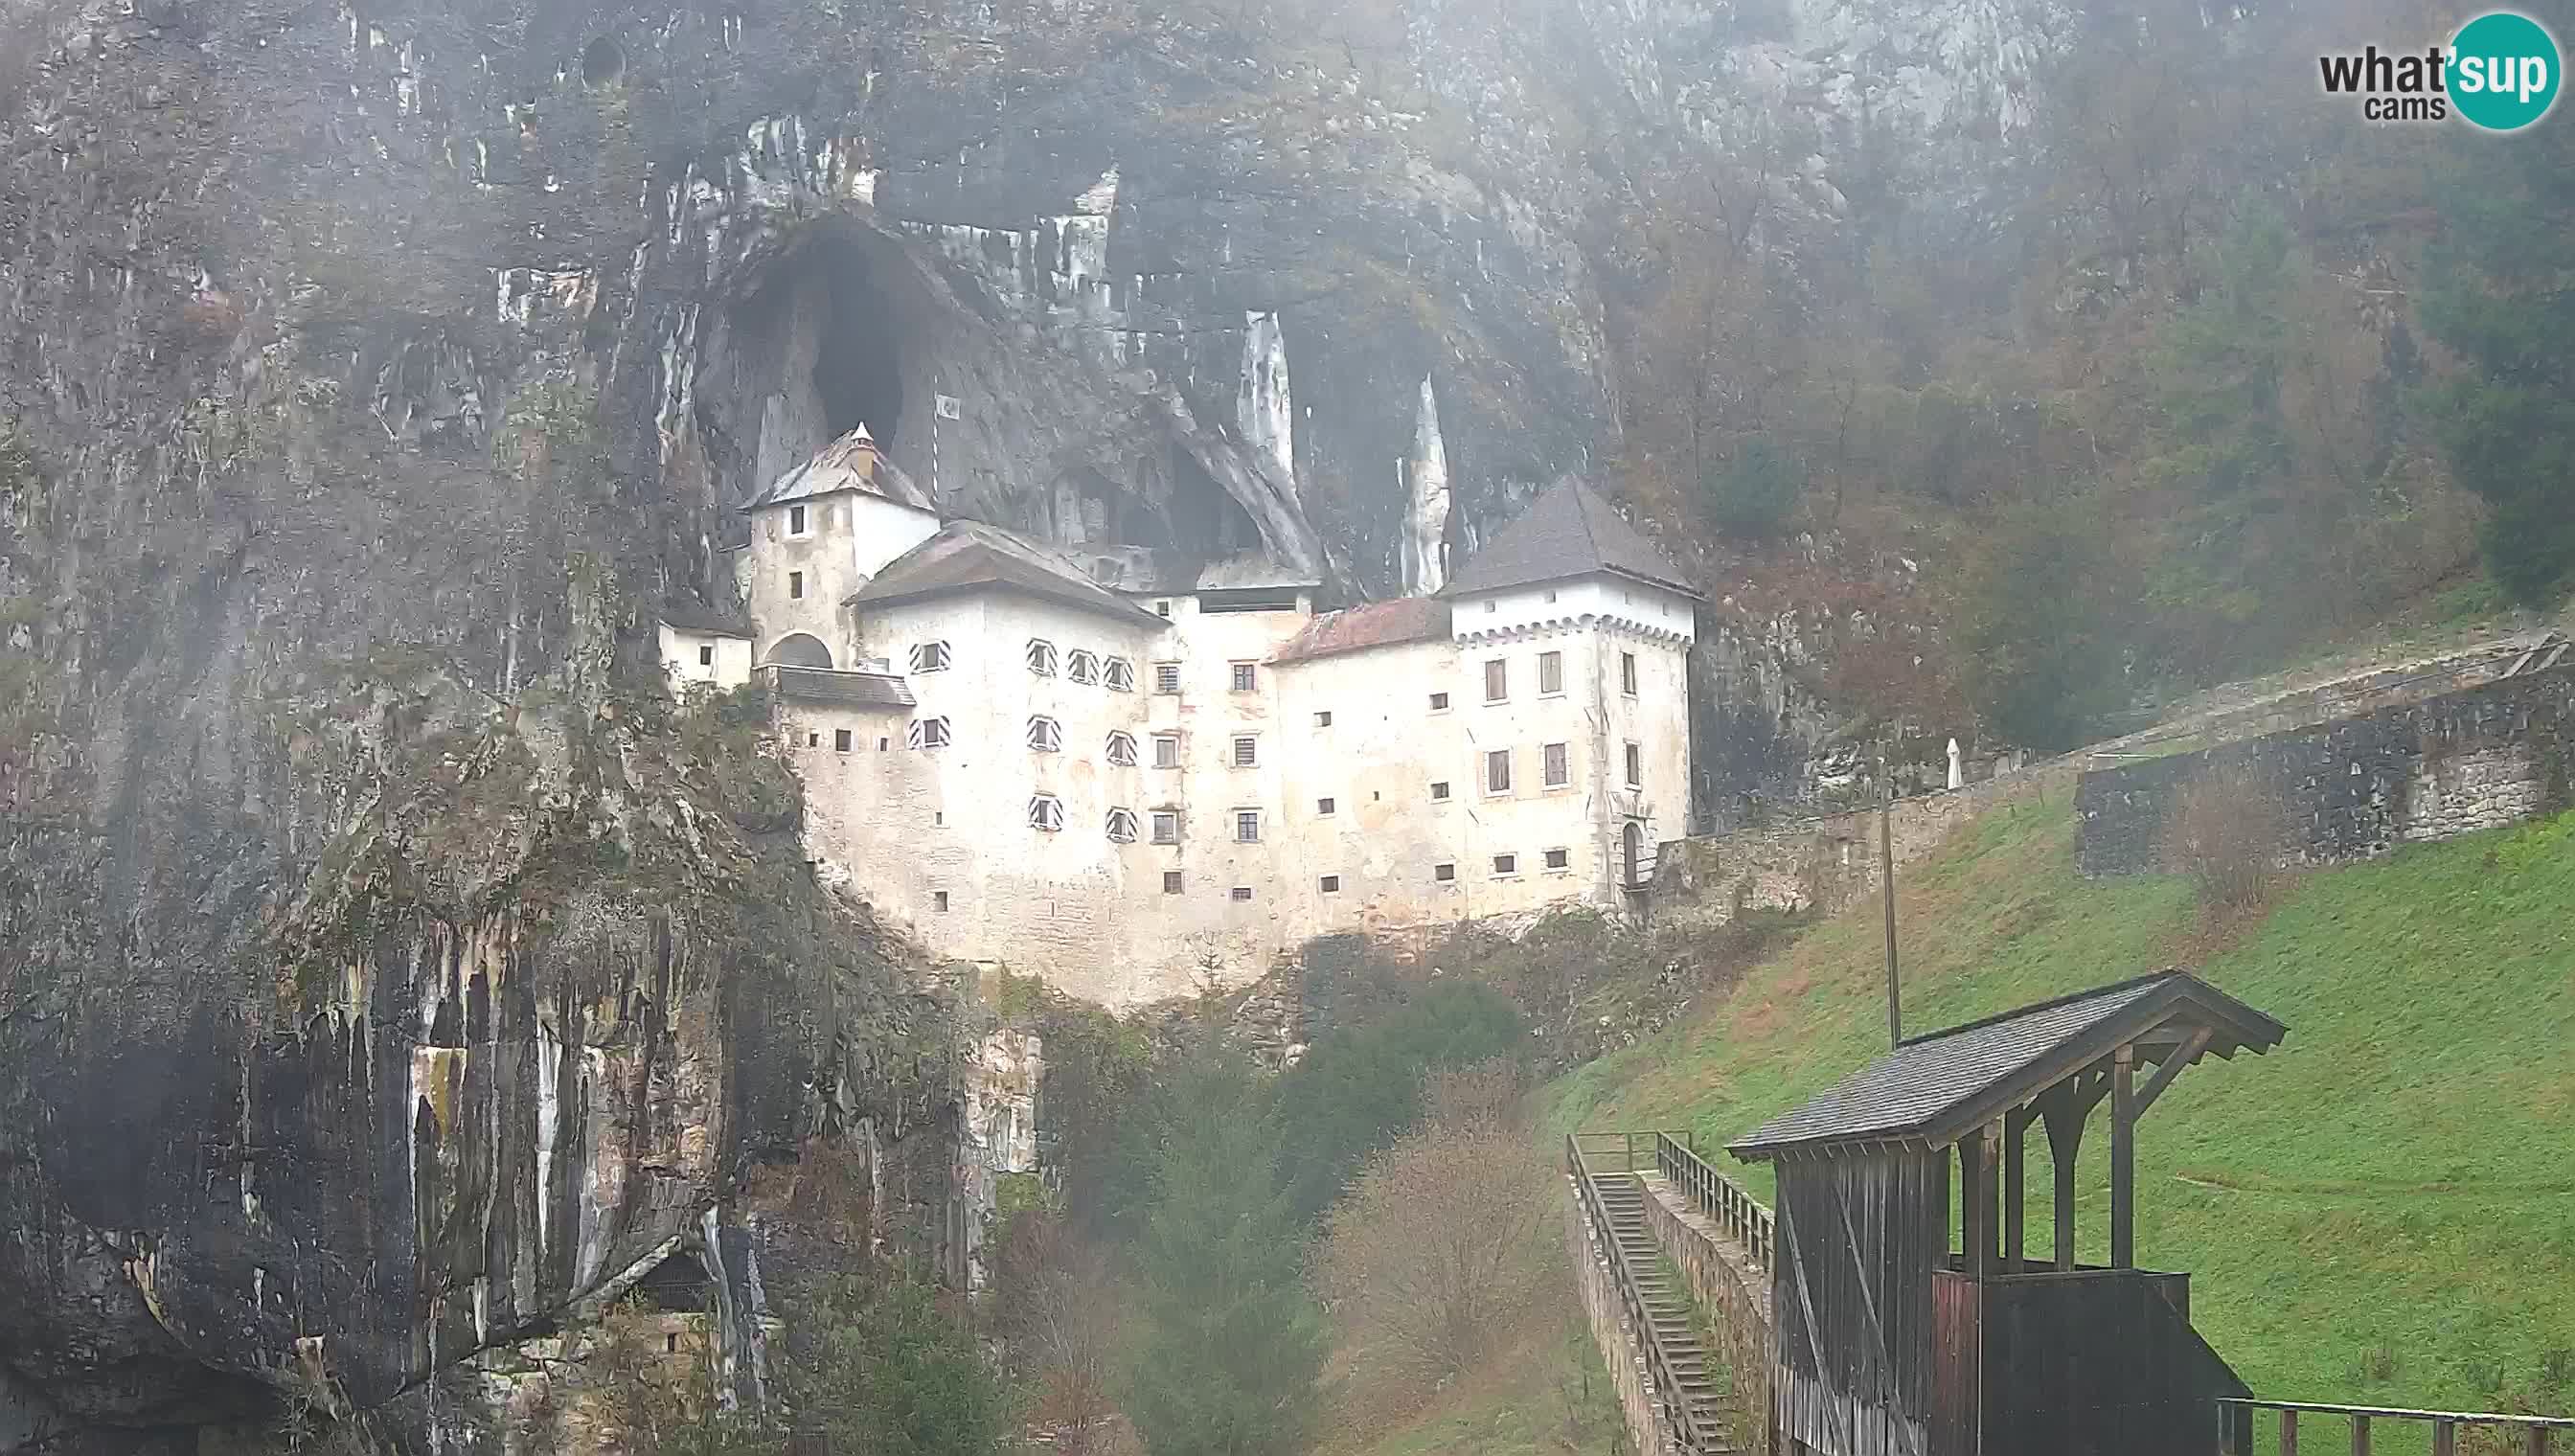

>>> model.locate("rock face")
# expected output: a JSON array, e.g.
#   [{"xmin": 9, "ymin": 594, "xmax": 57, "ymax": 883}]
[{"xmin": 0, "ymin": 0, "xmax": 2055, "ymax": 1447}]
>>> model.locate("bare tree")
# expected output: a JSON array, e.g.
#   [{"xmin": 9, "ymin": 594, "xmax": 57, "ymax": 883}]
[
  {"xmin": 991, "ymin": 1213, "xmax": 1125, "ymax": 1456},
  {"xmin": 1314, "ymin": 1103, "xmax": 1555, "ymax": 1402}
]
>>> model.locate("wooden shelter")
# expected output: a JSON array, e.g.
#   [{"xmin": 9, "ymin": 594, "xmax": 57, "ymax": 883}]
[{"xmin": 1729, "ymin": 970, "xmax": 2288, "ymax": 1456}]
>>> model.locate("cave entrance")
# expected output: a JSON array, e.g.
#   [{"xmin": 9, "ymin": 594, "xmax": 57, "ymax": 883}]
[
  {"xmin": 700, "ymin": 229, "xmax": 914, "ymax": 508},
  {"xmin": 807, "ymin": 236, "xmax": 905, "ymax": 450}
]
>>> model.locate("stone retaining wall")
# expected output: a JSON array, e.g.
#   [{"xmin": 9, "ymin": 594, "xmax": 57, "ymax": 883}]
[
  {"xmin": 2076, "ymin": 657, "xmax": 2575, "ymax": 877},
  {"xmin": 1562, "ymin": 1178, "xmax": 1679, "ymax": 1456}
]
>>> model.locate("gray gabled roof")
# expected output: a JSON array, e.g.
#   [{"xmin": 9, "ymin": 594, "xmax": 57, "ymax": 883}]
[
  {"xmin": 1443, "ymin": 479, "xmax": 1699, "ymax": 600},
  {"xmin": 1729, "ymin": 970, "xmax": 2287, "ymax": 1161},
  {"xmin": 768, "ymin": 665, "xmax": 916, "ymax": 709},
  {"xmin": 740, "ymin": 424, "xmax": 934, "ymax": 514},
  {"xmin": 658, "ymin": 596, "xmax": 753, "ymax": 637},
  {"xmin": 848, "ymin": 521, "xmax": 1168, "ymax": 629}
]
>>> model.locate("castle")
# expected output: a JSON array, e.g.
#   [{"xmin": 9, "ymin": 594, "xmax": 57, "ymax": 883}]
[{"xmin": 660, "ymin": 425, "xmax": 1699, "ymax": 1007}]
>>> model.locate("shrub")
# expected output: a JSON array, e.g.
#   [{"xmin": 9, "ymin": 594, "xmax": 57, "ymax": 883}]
[
  {"xmin": 1699, "ymin": 436, "xmax": 1807, "ymax": 538},
  {"xmin": 1313, "ymin": 1102, "xmax": 1555, "ymax": 1400},
  {"xmin": 2163, "ymin": 762, "xmax": 2288, "ymax": 914}
]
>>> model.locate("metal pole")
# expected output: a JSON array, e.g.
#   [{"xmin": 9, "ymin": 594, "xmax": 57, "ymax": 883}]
[{"xmin": 1881, "ymin": 776, "xmax": 1903, "ymax": 1049}]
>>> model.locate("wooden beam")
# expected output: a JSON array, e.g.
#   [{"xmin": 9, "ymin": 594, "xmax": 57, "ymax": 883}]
[
  {"xmin": 1960, "ymin": 1127, "xmax": 1990, "ymax": 1277},
  {"xmin": 2004, "ymin": 1105, "xmax": 2029, "ymax": 1273},
  {"xmin": 2040, "ymin": 1081, "xmax": 2087, "ymax": 1272},
  {"xmin": 2132, "ymin": 1025, "xmax": 2216, "ymax": 1116},
  {"xmin": 2111, "ymin": 1043, "xmax": 2137, "ymax": 1269}
]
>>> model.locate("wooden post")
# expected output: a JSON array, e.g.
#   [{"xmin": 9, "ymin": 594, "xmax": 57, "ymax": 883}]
[
  {"xmin": 2111, "ymin": 1044, "xmax": 2137, "ymax": 1270},
  {"xmin": 1959, "ymin": 1132, "xmax": 1988, "ymax": 1276},
  {"xmin": 1881, "ymin": 785, "xmax": 1903, "ymax": 1049},
  {"xmin": 2042, "ymin": 1084, "xmax": 2085, "ymax": 1272},
  {"xmin": 2525, "ymin": 1427, "xmax": 2548, "ymax": 1456},
  {"xmin": 2003, "ymin": 1105, "xmax": 2029, "ymax": 1273},
  {"xmin": 2434, "ymin": 1421, "xmax": 2457, "ymax": 1456},
  {"xmin": 2351, "ymin": 1413, "xmax": 2369, "ymax": 1456},
  {"xmin": 2281, "ymin": 1410, "xmax": 2298, "ymax": 1456}
]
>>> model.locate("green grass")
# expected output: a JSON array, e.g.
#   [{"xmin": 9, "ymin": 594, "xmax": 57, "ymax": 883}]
[
  {"xmin": 1323, "ymin": 1316, "xmax": 1628, "ymax": 1456},
  {"xmin": 1542, "ymin": 799, "xmax": 2575, "ymax": 1432}
]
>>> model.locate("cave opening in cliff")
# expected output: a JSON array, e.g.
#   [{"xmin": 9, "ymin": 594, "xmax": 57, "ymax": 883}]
[
  {"xmin": 700, "ymin": 228, "xmax": 914, "ymax": 508},
  {"xmin": 807, "ymin": 237, "xmax": 906, "ymax": 449},
  {"xmin": 1167, "ymin": 447, "xmax": 1263, "ymax": 558}
]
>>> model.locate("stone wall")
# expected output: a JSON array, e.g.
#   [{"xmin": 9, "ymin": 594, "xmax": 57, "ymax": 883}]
[
  {"xmin": 2076, "ymin": 658, "xmax": 2575, "ymax": 877},
  {"xmin": 1648, "ymin": 752, "xmax": 2086, "ymax": 932},
  {"xmin": 1639, "ymin": 1173, "xmax": 1774, "ymax": 1452},
  {"xmin": 1562, "ymin": 1180, "xmax": 1679, "ymax": 1456}
]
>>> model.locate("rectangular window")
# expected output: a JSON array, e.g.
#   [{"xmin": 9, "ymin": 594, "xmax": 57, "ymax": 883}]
[
  {"xmin": 1484, "ymin": 658, "xmax": 1508, "ymax": 702},
  {"xmin": 1230, "ymin": 886, "xmax": 1254, "ymax": 901},
  {"xmin": 1151, "ymin": 810, "xmax": 1180, "ymax": 845},
  {"xmin": 807, "ymin": 732, "xmax": 820, "ymax": 747},
  {"xmin": 1235, "ymin": 809, "xmax": 1261, "ymax": 843},
  {"xmin": 1544, "ymin": 848, "xmax": 1570, "ymax": 871},
  {"xmin": 1155, "ymin": 600, "xmax": 1173, "ymax": 618},
  {"xmin": 907, "ymin": 717, "xmax": 951, "ymax": 749},
  {"xmin": 1625, "ymin": 740, "xmax": 1642, "ymax": 787},
  {"xmin": 788, "ymin": 504, "xmax": 808, "ymax": 535},
  {"xmin": 1621, "ymin": 651, "xmax": 1638, "ymax": 695},
  {"xmin": 1067, "ymin": 650, "xmax": 1099, "ymax": 686},
  {"xmin": 1539, "ymin": 650, "xmax": 1562, "ymax": 695},
  {"xmin": 1486, "ymin": 749, "xmax": 1512, "ymax": 794},
  {"xmin": 1493, "ymin": 853, "xmax": 1517, "ymax": 876},
  {"xmin": 1153, "ymin": 733, "xmax": 1181, "ymax": 769},
  {"xmin": 1428, "ymin": 691, "xmax": 1449, "ymax": 712},
  {"xmin": 1027, "ymin": 639, "xmax": 1057, "ymax": 676},
  {"xmin": 1163, "ymin": 870, "xmax": 1184, "ymax": 893},
  {"xmin": 1232, "ymin": 736, "xmax": 1258, "ymax": 767},
  {"xmin": 1314, "ymin": 710, "xmax": 1333, "ymax": 728},
  {"xmin": 1434, "ymin": 862, "xmax": 1456, "ymax": 882},
  {"xmin": 698, "ymin": 644, "xmax": 715, "ymax": 667},
  {"xmin": 834, "ymin": 729, "xmax": 854, "ymax": 752},
  {"xmin": 1106, "ymin": 731, "xmax": 1139, "ymax": 766},
  {"xmin": 1231, "ymin": 662, "xmax": 1258, "ymax": 693},
  {"xmin": 1543, "ymin": 741, "xmax": 1569, "ymax": 787},
  {"xmin": 933, "ymin": 890, "xmax": 949, "ymax": 912},
  {"xmin": 1430, "ymin": 780, "xmax": 1450, "ymax": 802},
  {"xmin": 910, "ymin": 641, "xmax": 952, "ymax": 673},
  {"xmin": 1154, "ymin": 662, "xmax": 1182, "ymax": 694},
  {"xmin": 1316, "ymin": 797, "xmax": 1335, "ymax": 816},
  {"xmin": 1105, "ymin": 658, "xmax": 1134, "ymax": 692},
  {"xmin": 1319, "ymin": 875, "xmax": 1341, "ymax": 894},
  {"xmin": 788, "ymin": 571, "xmax": 805, "ymax": 600}
]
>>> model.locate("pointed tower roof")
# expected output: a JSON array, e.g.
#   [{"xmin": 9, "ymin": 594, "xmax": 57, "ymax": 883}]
[
  {"xmin": 1441, "ymin": 479, "xmax": 1698, "ymax": 599},
  {"xmin": 741, "ymin": 423, "xmax": 933, "ymax": 513}
]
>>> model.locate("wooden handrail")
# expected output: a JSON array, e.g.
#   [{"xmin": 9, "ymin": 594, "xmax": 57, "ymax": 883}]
[
  {"xmin": 1654, "ymin": 1131, "xmax": 1775, "ymax": 1274},
  {"xmin": 2219, "ymin": 1399, "xmax": 2570, "ymax": 1456},
  {"xmin": 1564, "ymin": 1135, "xmax": 1711, "ymax": 1452}
]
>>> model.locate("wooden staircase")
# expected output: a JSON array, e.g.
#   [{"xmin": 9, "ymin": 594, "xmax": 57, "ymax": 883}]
[{"xmin": 1590, "ymin": 1171, "xmax": 1736, "ymax": 1452}]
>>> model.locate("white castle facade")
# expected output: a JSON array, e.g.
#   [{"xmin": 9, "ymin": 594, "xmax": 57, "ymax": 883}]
[{"xmin": 660, "ymin": 426, "xmax": 1699, "ymax": 1008}]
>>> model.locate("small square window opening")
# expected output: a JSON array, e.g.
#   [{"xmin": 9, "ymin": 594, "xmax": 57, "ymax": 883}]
[
  {"xmin": 1153, "ymin": 734, "xmax": 1181, "ymax": 769},
  {"xmin": 1154, "ymin": 662, "xmax": 1182, "ymax": 694},
  {"xmin": 787, "ymin": 571, "xmax": 805, "ymax": 600},
  {"xmin": 1235, "ymin": 809, "xmax": 1261, "ymax": 843},
  {"xmin": 1316, "ymin": 797, "xmax": 1335, "ymax": 815},
  {"xmin": 1430, "ymin": 780, "xmax": 1450, "ymax": 801},
  {"xmin": 1231, "ymin": 662, "xmax": 1258, "ymax": 693},
  {"xmin": 1230, "ymin": 886, "xmax": 1254, "ymax": 901},
  {"xmin": 1232, "ymin": 736, "xmax": 1258, "ymax": 767},
  {"xmin": 1314, "ymin": 710, "xmax": 1333, "ymax": 728},
  {"xmin": 1544, "ymin": 848, "xmax": 1571, "ymax": 871},
  {"xmin": 1151, "ymin": 810, "xmax": 1180, "ymax": 844},
  {"xmin": 834, "ymin": 729, "xmax": 853, "ymax": 752},
  {"xmin": 1319, "ymin": 875, "xmax": 1340, "ymax": 894},
  {"xmin": 787, "ymin": 504, "xmax": 808, "ymax": 535},
  {"xmin": 1429, "ymin": 691, "xmax": 1449, "ymax": 711},
  {"xmin": 1493, "ymin": 853, "xmax": 1517, "ymax": 876},
  {"xmin": 698, "ymin": 644, "xmax": 714, "ymax": 667},
  {"xmin": 1434, "ymin": 862, "xmax": 1457, "ymax": 882},
  {"xmin": 1163, "ymin": 870, "xmax": 1184, "ymax": 893},
  {"xmin": 933, "ymin": 891, "xmax": 950, "ymax": 913}
]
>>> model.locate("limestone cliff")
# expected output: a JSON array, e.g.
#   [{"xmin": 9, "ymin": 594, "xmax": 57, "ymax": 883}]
[{"xmin": 0, "ymin": 0, "xmax": 2056, "ymax": 1446}]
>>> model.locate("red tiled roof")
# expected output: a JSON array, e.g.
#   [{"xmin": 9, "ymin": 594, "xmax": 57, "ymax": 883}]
[{"xmin": 1268, "ymin": 597, "xmax": 1450, "ymax": 667}]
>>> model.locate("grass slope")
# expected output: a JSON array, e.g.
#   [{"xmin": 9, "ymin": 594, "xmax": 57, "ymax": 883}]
[{"xmin": 1545, "ymin": 799, "xmax": 2575, "ymax": 1422}]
